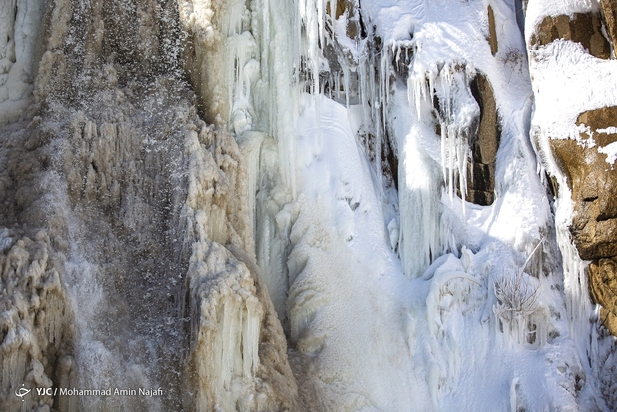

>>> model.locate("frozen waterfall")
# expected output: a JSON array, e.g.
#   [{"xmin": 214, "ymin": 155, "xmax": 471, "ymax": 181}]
[{"xmin": 1, "ymin": 0, "xmax": 616, "ymax": 411}]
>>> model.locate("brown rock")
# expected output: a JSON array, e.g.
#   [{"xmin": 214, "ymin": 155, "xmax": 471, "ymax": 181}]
[
  {"xmin": 550, "ymin": 144, "xmax": 617, "ymax": 260},
  {"xmin": 466, "ymin": 72, "xmax": 500, "ymax": 206},
  {"xmin": 590, "ymin": 258, "xmax": 617, "ymax": 335},
  {"xmin": 601, "ymin": 0, "xmax": 617, "ymax": 51},
  {"xmin": 548, "ymin": 106, "xmax": 617, "ymax": 261},
  {"xmin": 530, "ymin": 13, "xmax": 611, "ymax": 59},
  {"xmin": 470, "ymin": 73, "xmax": 500, "ymax": 164},
  {"xmin": 577, "ymin": 106, "xmax": 617, "ymax": 144},
  {"xmin": 487, "ymin": 5, "xmax": 498, "ymax": 55},
  {"xmin": 599, "ymin": 307, "xmax": 617, "ymax": 336},
  {"xmin": 546, "ymin": 105, "xmax": 617, "ymax": 337},
  {"xmin": 326, "ymin": 0, "xmax": 359, "ymax": 39}
]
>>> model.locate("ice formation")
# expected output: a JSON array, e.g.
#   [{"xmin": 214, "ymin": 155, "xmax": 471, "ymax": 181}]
[{"xmin": 0, "ymin": 0, "xmax": 616, "ymax": 410}]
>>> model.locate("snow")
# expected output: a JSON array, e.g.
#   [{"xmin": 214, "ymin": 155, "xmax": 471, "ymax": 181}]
[
  {"xmin": 1, "ymin": 0, "xmax": 614, "ymax": 409},
  {"xmin": 0, "ymin": 0, "xmax": 43, "ymax": 124},
  {"xmin": 287, "ymin": 95, "xmax": 429, "ymax": 410},
  {"xmin": 218, "ymin": 0, "xmax": 602, "ymax": 408},
  {"xmin": 276, "ymin": 81, "xmax": 583, "ymax": 408},
  {"xmin": 525, "ymin": 0, "xmax": 600, "ymax": 43},
  {"xmin": 599, "ymin": 141, "xmax": 617, "ymax": 165}
]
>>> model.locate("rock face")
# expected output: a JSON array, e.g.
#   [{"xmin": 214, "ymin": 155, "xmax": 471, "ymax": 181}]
[
  {"xmin": 550, "ymin": 107, "xmax": 617, "ymax": 261},
  {"xmin": 327, "ymin": 0, "xmax": 361, "ymax": 39},
  {"xmin": 487, "ymin": 5, "xmax": 498, "ymax": 56},
  {"xmin": 590, "ymin": 258, "xmax": 617, "ymax": 335},
  {"xmin": 530, "ymin": 13, "xmax": 611, "ymax": 59},
  {"xmin": 529, "ymin": 4, "xmax": 617, "ymax": 336},
  {"xmin": 548, "ymin": 110, "xmax": 617, "ymax": 336},
  {"xmin": 601, "ymin": 0, "xmax": 617, "ymax": 51},
  {"xmin": 1, "ymin": 0, "xmax": 298, "ymax": 410},
  {"xmin": 551, "ymin": 106, "xmax": 617, "ymax": 335},
  {"xmin": 467, "ymin": 72, "xmax": 500, "ymax": 206}
]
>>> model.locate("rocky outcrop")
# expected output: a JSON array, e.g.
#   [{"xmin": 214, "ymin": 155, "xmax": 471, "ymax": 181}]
[
  {"xmin": 549, "ymin": 106, "xmax": 617, "ymax": 334},
  {"xmin": 556, "ymin": 107, "xmax": 617, "ymax": 261},
  {"xmin": 530, "ymin": 13, "xmax": 611, "ymax": 59},
  {"xmin": 601, "ymin": 0, "xmax": 617, "ymax": 51},
  {"xmin": 467, "ymin": 72, "xmax": 500, "ymax": 206},
  {"xmin": 0, "ymin": 0, "xmax": 299, "ymax": 410},
  {"xmin": 487, "ymin": 5, "xmax": 498, "ymax": 55},
  {"xmin": 590, "ymin": 258, "xmax": 617, "ymax": 336},
  {"xmin": 327, "ymin": 0, "xmax": 361, "ymax": 40},
  {"xmin": 528, "ymin": 5, "xmax": 617, "ymax": 336}
]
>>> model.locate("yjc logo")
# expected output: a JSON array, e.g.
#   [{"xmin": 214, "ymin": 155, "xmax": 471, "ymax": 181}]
[{"xmin": 15, "ymin": 385, "xmax": 31, "ymax": 401}]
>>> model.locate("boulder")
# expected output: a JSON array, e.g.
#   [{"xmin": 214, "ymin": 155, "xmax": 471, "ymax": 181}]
[{"xmin": 530, "ymin": 13, "xmax": 611, "ymax": 59}]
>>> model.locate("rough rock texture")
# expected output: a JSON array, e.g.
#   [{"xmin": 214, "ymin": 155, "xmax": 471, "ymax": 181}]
[
  {"xmin": 550, "ymin": 107, "xmax": 617, "ymax": 261},
  {"xmin": 433, "ymin": 68, "xmax": 499, "ymax": 206},
  {"xmin": 529, "ymin": 6, "xmax": 617, "ymax": 337},
  {"xmin": 601, "ymin": 0, "xmax": 617, "ymax": 51},
  {"xmin": 487, "ymin": 5, "xmax": 498, "ymax": 56},
  {"xmin": 557, "ymin": 106, "xmax": 617, "ymax": 336},
  {"xmin": 530, "ymin": 13, "xmax": 611, "ymax": 59},
  {"xmin": 327, "ymin": 0, "xmax": 360, "ymax": 40},
  {"xmin": 590, "ymin": 258, "xmax": 617, "ymax": 336},
  {"xmin": 550, "ymin": 106, "xmax": 617, "ymax": 334},
  {"xmin": 0, "ymin": 0, "xmax": 298, "ymax": 410},
  {"xmin": 467, "ymin": 72, "xmax": 500, "ymax": 206}
]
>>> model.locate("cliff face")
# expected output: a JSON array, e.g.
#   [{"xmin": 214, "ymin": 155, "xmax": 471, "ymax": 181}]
[
  {"xmin": 1, "ymin": 0, "xmax": 296, "ymax": 410},
  {"xmin": 2, "ymin": 0, "xmax": 617, "ymax": 411},
  {"xmin": 527, "ymin": 2, "xmax": 617, "ymax": 338}
]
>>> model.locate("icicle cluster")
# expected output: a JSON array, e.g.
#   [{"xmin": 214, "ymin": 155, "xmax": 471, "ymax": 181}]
[
  {"xmin": 409, "ymin": 61, "xmax": 479, "ymax": 205},
  {"xmin": 0, "ymin": 230, "xmax": 73, "ymax": 411},
  {"xmin": 179, "ymin": 118, "xmax": 297, "ymax": 411}
]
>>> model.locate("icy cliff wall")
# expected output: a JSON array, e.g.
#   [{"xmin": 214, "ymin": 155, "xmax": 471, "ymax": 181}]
[
  {"xmin": 527, "ymin": 0, "xmax": 617, "ymax": 335},
  {"xmin": 2, "ymin": 0, "xmax": 617, "ymax": 411},
  {"xmin": 526, "ymin": 0, "xmax": 617, "ymax": 405},
  {"xmin": 1, "ymin": 0, "xmax": 296, "ymax": 410}
]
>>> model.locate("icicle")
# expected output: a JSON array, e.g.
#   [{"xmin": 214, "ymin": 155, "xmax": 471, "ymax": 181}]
[
  {"xmin": 558, "ymin": 225, "xmax": 592, "ymax": 352},
  {"xmin": 238, "ymin": 132, "xmax": 265, "ymax": 238},
  {"xmin": 244, "ymin": 296, "xmax": 262, "ymax": 376}
]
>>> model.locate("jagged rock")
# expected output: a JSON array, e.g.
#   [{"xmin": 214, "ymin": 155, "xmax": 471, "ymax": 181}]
[
  {"xmin": 466, "ymin": 72, "xmax": 500, "ymax": 206},
  {"xmin": 601, "ymin": 0, "xmax": 617, "ymax": 51},
  {"xmin": 599, "ymin": 307, "xmax": 617, "ymax": 337},
  {"xmin": 590, "ymin": 258, "xmax": 617, "ymax": 335},
  {"xmin": 550, "ymin": 107, "xmax": 617, "ymax": 260},
  {"xmin": 551, "ymin": 139, "xmax": 617, "ymax": 259},
  {"xmin": 578, "ymin": 106, "xmax": 617, "ymax": 133},
  {"xmin": 549, "ymin": 106, "xmax": 617, "ymax": 336},
  {"xmin": 530, "ymin": 13, "xmax": 611, "ymax": 59},
  {"xmin": 392, "ymin": 44, "xmax": 413, "ymax": 79},
  {"xmin": 327, "ymin": 0, "xmax": 360, "ymax": 39}
]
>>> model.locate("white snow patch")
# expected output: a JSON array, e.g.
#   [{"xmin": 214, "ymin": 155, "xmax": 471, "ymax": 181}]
[{"xmin": 599, "ymin": 141, "xmax": 617, "ymax": 165}]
